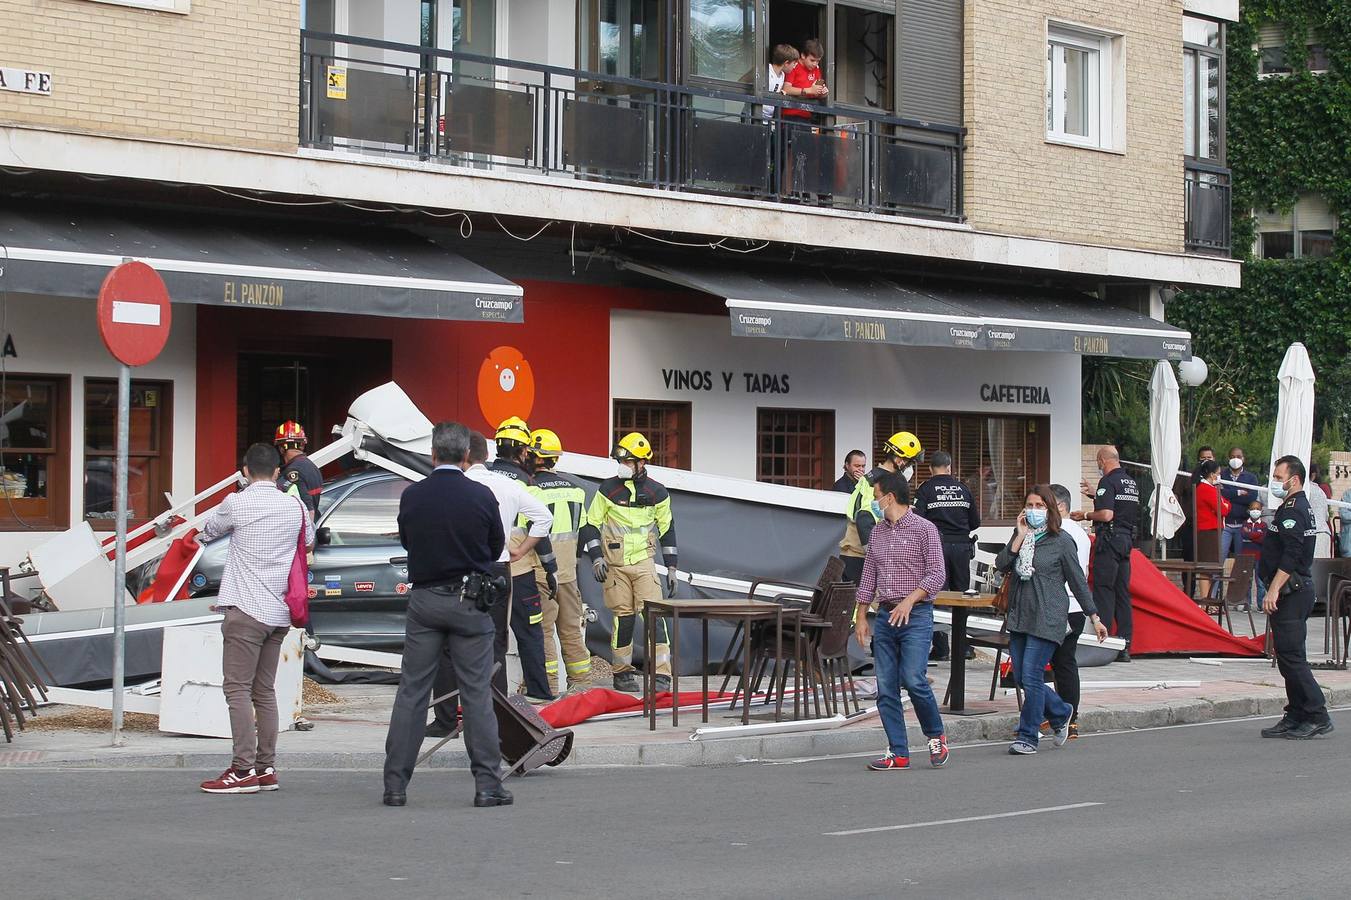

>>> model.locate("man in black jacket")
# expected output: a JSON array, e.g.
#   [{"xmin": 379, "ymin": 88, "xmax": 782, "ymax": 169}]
[{"xmin": 382, "ymin": 421, "xmax": 512, "ymax": 809}]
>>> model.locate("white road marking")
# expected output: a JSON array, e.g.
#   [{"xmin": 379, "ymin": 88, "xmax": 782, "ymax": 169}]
[{"xmin": 824, "ymin": 802, "xmax": 1104, "ymax": 837}]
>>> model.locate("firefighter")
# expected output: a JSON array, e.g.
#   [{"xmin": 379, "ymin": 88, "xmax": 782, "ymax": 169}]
[
  {"xmin": 579, "ymin": 432, "xmax": 678, "ymax": 694},
  {"xmin": 274, "ymin": 420, "xmax": 322, "ymax": 520},
  {"xmin": 490, "ymin": 417, "xmax": 559, "ymax": 702},
  {"xmin": 839, "ymin": 431, "xmax": 924, "ymax": 583},
  {"xmin": 528, "ymin": 428, "xmax": 592, "ymax": 695}
]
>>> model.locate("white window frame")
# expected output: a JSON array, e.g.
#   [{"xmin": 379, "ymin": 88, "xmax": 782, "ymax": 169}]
[
  {"xmin": 1045, "ymin": 22, "xmax": 1120, "ymax": 152},
  {"xmin": 82, "ymin": 0, "xmax": 190, "ymax": 12},
  {"xmin": 1254, "ymin": 195, "xmax": 1339, "ymax": 260}
]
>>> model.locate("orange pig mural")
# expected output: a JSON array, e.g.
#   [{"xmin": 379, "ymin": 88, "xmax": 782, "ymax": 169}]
[{"xmin": 477, "ymin": 346, "xmax": 536, "ymax": 428}]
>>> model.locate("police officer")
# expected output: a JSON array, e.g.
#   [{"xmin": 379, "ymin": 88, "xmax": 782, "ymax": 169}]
[
  {"xmin": 579, "ymin": 432, "xmax": 678, "ymax": 694},
  {"xmin": 1071, "ymin": 445, "xmax": 1139, "ymax": 662},
  {"xmin": 274, "ymin": 421, "xmax": 322, "ymax": 520},
  {"xmin": 382, "ymin": 421, "xmax": 511, "ymax": 809},
  {"xmin": 839, "ymin": 432, "xmax": 923, "ymax": 584},
  {"xmin": 913, "ymin": 450, "xmax": 981, "ymax": 591},
  {"xmin": 528, "ymin": 428, "xmax": 593, "ymax": 695},
  {"xmin": 1258, "ymin": 455, "xmax": 1332, "ymax": 739}
]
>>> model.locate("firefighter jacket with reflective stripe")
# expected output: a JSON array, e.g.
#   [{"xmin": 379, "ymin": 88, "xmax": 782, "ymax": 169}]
[
  {"xmin": 531, "ymin": 469, "xmax": 586, "ymax": 584},
  {"xmin": 839, "ymin": 467, "xmax": 884, "ymax": 558},
  {"xmin": 491, "ymin": 458, "xmax": 557, "ymax": 578},
  {"xmin": 580, "ymin": 472, "xmax": 676, "ymax": 568}
]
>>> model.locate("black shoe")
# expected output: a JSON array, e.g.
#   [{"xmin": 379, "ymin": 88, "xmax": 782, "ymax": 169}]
[
  {"xmin": 424, "ymin": 720, "xmax": 458, "ymax": 739},
  {"xmin": 474, "ymin": 787, "xmax": 514, "ymax": 808},
  {"xmin": 965, "ymin": 647, "xmax": 976, "ymax": 660},
  {"xmin": 654, "ymin": 675, "xmax": 672, "ymax": 693},
  {"xmin": 1261, "ymin": 718, "xmax": 1296, "ymax": 738},
  {"xmin": 612, "ymin": 672, "xmax": 641, "ymax": 693},
  {"xmin": 1116, "ymin": 649, "xmax": 1132, "ymax": 663},
  {"xmin": 1285, "ymin": 720, "xmax": 1335, "ymax": 740},
  {"xmin": 383, "ymin": 791, "xmax": 407, "ymax": 807}
]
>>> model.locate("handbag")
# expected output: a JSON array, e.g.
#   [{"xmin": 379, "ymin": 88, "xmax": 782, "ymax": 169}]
[
  {"xmin": 991, "ymin": 575, "xmax": 1012, "ymax": 614},
  {"xmin": 283, "ymin": 502, "xmax": 311, "ymax": 628}
]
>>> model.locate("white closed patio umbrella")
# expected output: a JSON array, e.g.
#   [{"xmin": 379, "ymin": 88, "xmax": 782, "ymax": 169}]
[
  {"xmin": 1149, "ymin": 361, "xmax": 1187, "ymax": 542},
  {"xmin": 1268, "ymin": 342, "xmax": 1316, "ymax": 507}
]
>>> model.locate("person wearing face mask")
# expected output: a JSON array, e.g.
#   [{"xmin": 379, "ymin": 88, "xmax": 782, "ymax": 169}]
[
  {"xmin": 854, "ymin": 469, "xmax": 949, "ymax": 771},
  {"xmin": 839, "ymin": 431, "xmax": 923, "ymax": 584},
  {"xmin": 579, "ymin": 432, "xmax": 678, "ymax": 693},
  {"xmin": 1071, "ymin": 445, "xmax": 1139, "ymax": 662},
  {"xmin": 1193, "ymin": 459, "xmax": 1230, "ymax": 597},
  {"xmin": 1259, "ymin": 456, "xmax": 1331, "ymax": 739},
  {"xmin": 1219, "ymin": 447, "xmax": 1259, "ymax": 562},
  {"xmin": 997, "ymin": 487, "xmax": 1108, "ymax": 754}
]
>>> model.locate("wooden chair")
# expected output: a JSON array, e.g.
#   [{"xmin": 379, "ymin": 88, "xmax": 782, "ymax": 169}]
[
  {"xmin": 741, "ymin": 581, "xmax": 848, "ymax": 719},
  {"xmin": 1206, "ymin": 556, "xmax": 1258, "ymax": 637},
  {"xmin": 810, "ymin": 583, "xmax": 861, "ymax": 715}
]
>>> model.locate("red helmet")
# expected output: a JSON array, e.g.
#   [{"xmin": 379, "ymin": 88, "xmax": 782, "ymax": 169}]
[{"xmin": 274, "ymin": 420, "xmax": 307, "ymax": 447}]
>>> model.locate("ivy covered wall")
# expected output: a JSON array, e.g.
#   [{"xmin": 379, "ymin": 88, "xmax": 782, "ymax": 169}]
[{"xmin": 1168, "ymin": 0, "xmax": 1351, "ymax": 436}]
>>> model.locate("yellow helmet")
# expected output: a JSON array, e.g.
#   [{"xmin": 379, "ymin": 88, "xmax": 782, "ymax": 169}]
[
  {"xmin": 494, "ymin": 416, "xmax": 531, "ymax": 448},
  {"xmin": 529, "ymin": 428, "xmax": 563, "ymax": 459},
  {"xmin": 882, "ymin": 431, "xmax": 923, "ymax": 461},
  {"xmin": 613, "ymin": 431, "xmax": 653, "ymax": 462}
]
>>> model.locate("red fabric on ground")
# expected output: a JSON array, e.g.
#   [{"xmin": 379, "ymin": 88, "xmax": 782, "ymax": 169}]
[
  {"xmin": 539, "ymin": 688, "xmax": 738, "ymax": 728},
  {"xmin": 135, "ymin": 530, "xmax": 200, "ymax": 604},
  {"xmin": 1116, "ymin": 549, "xmax": 1266, "ymax": 656}
]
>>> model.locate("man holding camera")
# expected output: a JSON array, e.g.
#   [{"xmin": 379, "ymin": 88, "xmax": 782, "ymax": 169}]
[
  {"xmin": 1259, "ymin": 455, "xmax": 1332, "ymax": 740},
  {"xmin": 383, "ymin": 422, "xmax": 513, "ymax": 808}
]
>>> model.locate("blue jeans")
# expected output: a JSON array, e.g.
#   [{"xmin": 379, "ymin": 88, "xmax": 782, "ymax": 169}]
[
  {"xmin": 1219, "ymin": 524, "xmax": 1244, "ymax": 561},
  {"xmin": 1009, "ymin": 631, "xmax": 1072, "ymax": 746},
  {"xmin": 872, "ymin": 604, "xmax": 945, "ymax": 757}
]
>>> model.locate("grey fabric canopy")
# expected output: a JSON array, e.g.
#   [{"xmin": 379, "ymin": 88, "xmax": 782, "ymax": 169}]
[
  {"xmin": 620, "ymin": 258, "xmax": 1192, "ymax": 360},
  {"xmin": 0, "ymin": 205, "xmax": 522, "ymax": 322}
]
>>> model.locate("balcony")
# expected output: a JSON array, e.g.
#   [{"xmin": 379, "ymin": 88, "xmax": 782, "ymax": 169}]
[
  {"xmin": 1185, "ymin": 160, "xmax": 1232, "ymax": 254},
  {"xmin": 299, "ymin": 31, "xmax": 964, "ymax": 222}
]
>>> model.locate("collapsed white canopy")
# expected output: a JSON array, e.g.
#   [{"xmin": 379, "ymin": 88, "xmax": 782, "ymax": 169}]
[
  {"xmin": 1268, "ymin": 343, "xmax": 1316, "ymax": 507},
  {"xmin": 1149, "ymin": 361, "xmax": 1186, "ymax": 539}
]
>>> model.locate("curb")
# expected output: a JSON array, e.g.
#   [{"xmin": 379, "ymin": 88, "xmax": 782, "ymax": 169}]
[{"xmin": 5, "ymin": 683, "xmax": 1349, "ymax": 771}]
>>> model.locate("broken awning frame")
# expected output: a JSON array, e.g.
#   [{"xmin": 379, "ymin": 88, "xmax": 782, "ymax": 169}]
[
  {"xmin": 620, "ymin": 258, "xmax": 1192, "ymax": 360},
  {"xmin": 0, "ymin": 208, "xmax": 523, "ymax": 323}
]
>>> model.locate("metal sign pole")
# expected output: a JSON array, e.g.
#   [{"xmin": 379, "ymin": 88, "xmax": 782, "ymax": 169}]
[{"xmin": 111, "ymin": 363, "xmax": 130, "ymax": 746}]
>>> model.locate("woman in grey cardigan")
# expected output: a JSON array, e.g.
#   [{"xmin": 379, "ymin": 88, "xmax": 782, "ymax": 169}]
[{"xmin": 996, "ymin": 486, "xmax": 1109, "ymax": 755}]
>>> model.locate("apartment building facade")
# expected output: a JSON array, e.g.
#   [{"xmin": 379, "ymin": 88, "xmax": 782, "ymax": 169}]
[{"xmin": 0, "ymin": 0, "xmax": 1239, "ymax": 562}]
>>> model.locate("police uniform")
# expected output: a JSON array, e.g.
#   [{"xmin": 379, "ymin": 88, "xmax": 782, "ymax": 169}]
[
  {"xmin": 839, "ymin": 467, "xmax": 885, "ymax": 583},
  {"xmin": 279, "ymin": 453, "xmax": 323, "ymax": 516},
  {"xmin": 1090, "ymin": 466, "xmax": 1140, "ymax": 643},
  {"xmin": 1259, "ymin": 491, "xmax": 1329, "ymax": 727},
  {"xmin": 579, "ymin": 470, "xmax": 676, "ymax": 680},
  {"xmin": 531, "ymin": 468, "xmax": 591, "ymax": 691},
  {"xmin": 913, "ymin": 474, "xmax": 981, "ymax": 591}
]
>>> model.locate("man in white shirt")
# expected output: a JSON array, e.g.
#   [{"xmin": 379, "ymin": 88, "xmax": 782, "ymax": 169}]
[
  {"xmin": 1050, "ymin": 484, "xmax": 1090, "ymax": 739},
  {"xmin": 762, "ymin": 44, "xmax": 800, "ymax": 120},
  {"xmin": 428, "ymin": 432, "xmax": 554, "ymax": 735}
]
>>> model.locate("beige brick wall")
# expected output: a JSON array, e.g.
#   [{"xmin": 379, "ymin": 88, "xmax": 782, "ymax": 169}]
[
  {"xmin": 0, "ymin": 0, "xmax": 298, "ymax": 151},
  {"xmin": 964, "ymin": 0, "xmax": 1187, "ymax": 254}
]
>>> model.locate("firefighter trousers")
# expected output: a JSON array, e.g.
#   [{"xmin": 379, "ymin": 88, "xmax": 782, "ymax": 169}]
[
  {"xmin": 538, "ymin": 576, "xmax": 591, "ymax": 690},
  {"xmin": 604, "ymin": 559, "xmax": 670, "ymax": 677}
]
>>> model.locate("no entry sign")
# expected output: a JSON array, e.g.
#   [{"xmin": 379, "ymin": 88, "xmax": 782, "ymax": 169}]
[{"xmin": 97, "ymin": 261, "xmax": 171, "ymax": 367}]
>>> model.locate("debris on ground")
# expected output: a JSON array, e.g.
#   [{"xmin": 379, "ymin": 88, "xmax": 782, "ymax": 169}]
[
  {"xmin": 588, "ymin": 656, "xmax": 613, "ymax": 682},
  {"xmin": 302, "ymin": 677, "xmax": 341, "ymax": 706},
  {"xmin": 26, "ymin": 708, "xmax": 160, "ymax": 733}
]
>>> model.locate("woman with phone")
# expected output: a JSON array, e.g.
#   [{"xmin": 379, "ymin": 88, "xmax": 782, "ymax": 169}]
[{"xmin": 996, "ymin": 486, "xmax": 1109, "ymax": 755}]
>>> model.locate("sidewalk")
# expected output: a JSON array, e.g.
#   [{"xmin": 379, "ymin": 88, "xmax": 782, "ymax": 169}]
[{"xmin": 4, "ymin": 617, "xmax": 1348, "ymax": 770}]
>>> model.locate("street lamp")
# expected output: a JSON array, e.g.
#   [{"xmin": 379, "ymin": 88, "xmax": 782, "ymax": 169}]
[{"xmin": 1178, "ymin": 355, "xmax": 1208, "ymax": 388}]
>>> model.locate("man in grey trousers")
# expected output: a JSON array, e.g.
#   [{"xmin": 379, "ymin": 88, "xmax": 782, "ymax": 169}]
[{"xmin": 382, "ymin": 422, "xmax": 512, "ymax": 808}]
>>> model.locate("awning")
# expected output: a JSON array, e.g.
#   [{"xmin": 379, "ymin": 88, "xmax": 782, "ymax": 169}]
[
  {"xmin": 0, "ymin": 205, "xmax": 522, "ymax": 323},
  {"xmin": 620, "ymin": 259, "xmax": 1191, "ymax": 360}
]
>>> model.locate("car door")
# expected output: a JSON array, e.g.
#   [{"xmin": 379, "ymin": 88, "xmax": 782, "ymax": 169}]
[{"xmin": 309, "ymin": 476, "xmax": 411, "ymax": 649}]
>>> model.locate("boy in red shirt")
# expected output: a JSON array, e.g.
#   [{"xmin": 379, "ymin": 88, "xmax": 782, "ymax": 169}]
[{"xmin": 783, "ymin": 38, "xmax": 828, "ymax": 120}]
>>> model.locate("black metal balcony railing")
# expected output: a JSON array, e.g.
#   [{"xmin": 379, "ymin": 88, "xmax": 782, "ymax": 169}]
[
  {"xmin": 1185, "ymin": 160, "xmax": 1232, "ymax": 254},
  {"xmin": 299, "ymin": 31, "xmax": 965, "ymax": 221}
]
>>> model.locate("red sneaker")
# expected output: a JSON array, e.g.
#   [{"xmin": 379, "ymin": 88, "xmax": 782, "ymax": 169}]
[
  {"xmin": 200, "ymin": 768, "xmax": 259, "ymax": 794},
  {"xmin": 866, "ymin": 751, "xmax": 910, "ymax": 771},
  {"xmin": 928, "ymin": 735, "xmax": 949, "ymax": 768},
  {"xmin": 256, "ymin": 767, "xmax": 279, "ymax": 791}
]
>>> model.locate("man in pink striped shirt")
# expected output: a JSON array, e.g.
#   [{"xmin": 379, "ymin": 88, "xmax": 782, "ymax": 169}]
[{"xmin": 854, "ymin": 469, "xmax": 949, "ymax": 771}]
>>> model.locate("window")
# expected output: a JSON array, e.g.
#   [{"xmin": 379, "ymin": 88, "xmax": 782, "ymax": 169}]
[
  {"xmin": 581, "ymin": 0, "xmax": 666, "ymax": 80},
  {"xmin": 323, "ymin": 478, "xmax": 408, "ymax": 546},
  {"xmin": 1256, "ymin": 23, "xmax": 1330, "ymax": 77},
  {"xmin": 688, "ymin": 0, "xmax": 756, "ymax": 84},
  {"xmin": 82, "ymin": 0, "xmax": 190, "ymax": 12},
  {"xmin": 834, "ymin": 6, "xmax": 893, "ymax": 110},
  {"xmin": 613, "ymin": 400, "xmax": 692, "ymax": 469},
  {"xmin": 1256, "ymin": 194, "xmax": 1338, "ymax": 260},
  {"xmin": 0, "ymin": 376, "xmax": 69, "ymax": 530},
  {"xmin": 873, "ymin": 410, "xmax": 1049, "ymax": 522},
  {"xmin": 1045, "ymin": 23, "xmax": 1119, "ymax": 150},
  {"xmin": 756, "ymin": 408, "xmax": 835, "ymax": 489},
  {"xmin": 84, "ymin": 380, "xmax": 172, "ymax": 528},
  {"xmin": 1183, "ymin": 16, "xmax": 1224, "ymax": 162}
]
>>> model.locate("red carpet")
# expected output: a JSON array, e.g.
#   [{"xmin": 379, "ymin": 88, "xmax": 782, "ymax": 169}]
[
  {"xmin": 540, "ymin": 687, "xmax": 739, "ymax": 728},
  {"xmin": 1104, "ymin": 549, "xmax": 1266, "ymax": 656}
]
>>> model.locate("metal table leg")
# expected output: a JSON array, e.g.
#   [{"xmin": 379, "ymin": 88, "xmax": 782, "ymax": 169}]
[
  {"xmin": 742, "ymin": 613, "xmax": 753, "ymax": 726},
  {"xmin": 671, "ymin": 607, "xmax": 680, "ymax": 727},
  {"xmin": 701, "ymin": 616, "xmax": 710, "ymax": 723}
]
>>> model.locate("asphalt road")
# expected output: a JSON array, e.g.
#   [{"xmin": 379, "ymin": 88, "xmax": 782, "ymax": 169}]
[{"xmin": 4, "ymin": 710, "xmax": 1348, "ymax": 899}]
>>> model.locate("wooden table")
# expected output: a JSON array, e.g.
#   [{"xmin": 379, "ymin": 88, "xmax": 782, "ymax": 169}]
[
  {"xmin": 642, "ymin": 599, "xmax": 802, "ymax": 731},
  {"xmin": 1152, "ymin": 560, "xmax": 1225, "ymax": 599},
  {"xmin": 935, "ymin": 591, "xmax": 997, "ymax": 715}
]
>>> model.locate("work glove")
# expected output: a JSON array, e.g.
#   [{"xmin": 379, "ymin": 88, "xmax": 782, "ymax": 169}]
[
  {"xmin": 592, "ymin": 557, "xmax": 609, "ymax": 583},
  {"xmin": 545, "ymin": 570, "xmax": 558, "ymax": 601},
  {"xmin": 663, "ymin": 552, "xmax": 679, "ymax": 597}
]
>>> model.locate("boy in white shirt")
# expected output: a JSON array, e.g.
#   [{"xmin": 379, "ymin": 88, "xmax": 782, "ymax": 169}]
[
  {"xmin": 763, "ymin": 44, "xmax": 800, "ymax": 119},
  {"xmin": 1050, "ymin": 484, "xmax": 1091, "ymax": 739}
]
